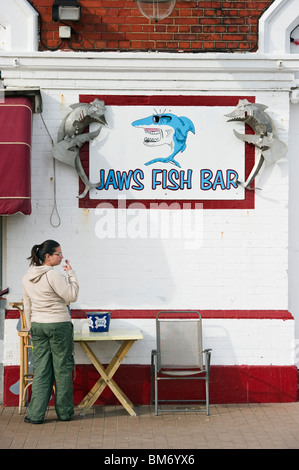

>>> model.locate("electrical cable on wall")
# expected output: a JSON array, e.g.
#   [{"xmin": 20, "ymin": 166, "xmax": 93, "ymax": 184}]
[{"xmin": 39, "ymin": 113, "xmax": 61, "ymax": 228}]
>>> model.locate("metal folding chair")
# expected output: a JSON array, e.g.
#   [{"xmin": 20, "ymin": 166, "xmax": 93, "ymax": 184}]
[{"xmin": 150, "ymin": 311, "xmax": 212, "ymax": 415}]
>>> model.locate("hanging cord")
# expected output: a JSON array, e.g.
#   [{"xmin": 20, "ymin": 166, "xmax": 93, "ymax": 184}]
[{"xmin": 39, "ymin": 113, "xmax": 61, "ymax": 227}]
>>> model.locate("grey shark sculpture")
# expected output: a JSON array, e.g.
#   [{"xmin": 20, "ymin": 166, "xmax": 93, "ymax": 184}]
[
  {"xmin": 226, "ymin": 99, "xmax": 287, "ymax": 189},
  {"xmin": 53, "ymin": 98, "xmax": 107, "ymax": 198}
]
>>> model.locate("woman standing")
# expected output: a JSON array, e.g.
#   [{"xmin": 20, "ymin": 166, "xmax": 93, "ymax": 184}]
[{"xmin": 22, "ymin": 239, "xmax": 79, "ymax": 424}]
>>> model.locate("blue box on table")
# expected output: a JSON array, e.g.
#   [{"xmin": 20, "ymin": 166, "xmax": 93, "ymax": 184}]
[{"xmin": 86, "ymin": 312, "xmax": 111, "ymax": 332}]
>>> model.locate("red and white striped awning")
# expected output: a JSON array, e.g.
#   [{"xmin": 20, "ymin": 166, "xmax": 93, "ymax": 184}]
[{"xmin": 0, "ymin": 96, "xmax": 33, "ymax": 215}]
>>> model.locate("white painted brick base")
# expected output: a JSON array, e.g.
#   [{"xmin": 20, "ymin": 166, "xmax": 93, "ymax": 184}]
[{"xmin": 4, "ymin": 317, "xmax": 294, "ymax": 367}]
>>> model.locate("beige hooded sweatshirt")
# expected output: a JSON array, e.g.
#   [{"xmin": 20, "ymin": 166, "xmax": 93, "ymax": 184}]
[{"xmin": 22, "ymin": 265, "xmax": 79, "ymax": 329}]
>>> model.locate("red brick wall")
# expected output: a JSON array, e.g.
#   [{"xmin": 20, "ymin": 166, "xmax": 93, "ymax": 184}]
[{"xmin": 31, "ymin": 0, "xmax": 274, "ymax": 52}]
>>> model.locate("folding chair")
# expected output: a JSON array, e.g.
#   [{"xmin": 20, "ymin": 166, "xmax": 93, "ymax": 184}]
[{"xmin": 150, "ymin": 311, "xmax": 212, "ymax": 415}]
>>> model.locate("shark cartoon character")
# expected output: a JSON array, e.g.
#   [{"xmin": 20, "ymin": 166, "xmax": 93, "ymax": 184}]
[{"xmin": 132, "ymin": 112, "xmax": 195, "ymax": 167}]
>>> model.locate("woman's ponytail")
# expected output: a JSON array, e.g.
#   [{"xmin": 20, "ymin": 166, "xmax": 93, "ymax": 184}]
[
  {"xmin": 28, "ymin": 244, "xmax": 42, "ymax": 266},
  {"xmin": 27, "ymin": 240, "xmax": 60, "ymax": 266}
]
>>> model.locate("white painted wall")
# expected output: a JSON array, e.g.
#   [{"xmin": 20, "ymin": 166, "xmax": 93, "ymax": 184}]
[
  {"xmin": 0, "ymin": 0, "xmax": 38, "ymax": 52},
  {"xmin": 1, "ymin": 87, "xmax": 290, "ymax": 310},
  {"xmin": 288, "ymin": 100, "xmax": 299, "ymax": 365},
  {"xmin": 4, "ymin": 317, "xmax": 295, "ymax": 367}
]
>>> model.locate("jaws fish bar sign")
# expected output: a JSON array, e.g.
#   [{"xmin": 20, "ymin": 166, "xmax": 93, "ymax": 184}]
[{"xmin": 79, "ymin": 95, "xmax": 256, "ymax": 209}]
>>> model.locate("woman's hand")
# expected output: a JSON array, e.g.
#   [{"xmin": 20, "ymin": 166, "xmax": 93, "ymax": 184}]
[{"xmin": 62, "ymin": 259, "xmax": 72, "ymax": 271}]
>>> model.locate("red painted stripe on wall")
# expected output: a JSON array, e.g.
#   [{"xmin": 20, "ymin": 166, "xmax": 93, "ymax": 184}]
[
  {"xmin": 80, "ymin": 95, "xmax": 256, "ymax": 107},
  {"xmin": 5, "ymin": 309, "xmax": 294, "ymax": 320}
]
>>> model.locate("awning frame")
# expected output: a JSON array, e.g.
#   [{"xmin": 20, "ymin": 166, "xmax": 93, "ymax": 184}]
[{"xmin": 3, "ymin": 88, "xmax": 42, "ymax": 113}]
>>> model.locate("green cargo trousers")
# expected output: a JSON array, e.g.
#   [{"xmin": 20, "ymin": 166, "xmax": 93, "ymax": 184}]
[{"xmin": 27, "ymin": 322, "xmax": 74, "ymax": 422}]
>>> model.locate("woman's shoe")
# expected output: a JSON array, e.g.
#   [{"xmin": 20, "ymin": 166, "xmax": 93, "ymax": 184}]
[{"xmin": 24, "ymin": 416, "xmax": 44, "ymax": 424}]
